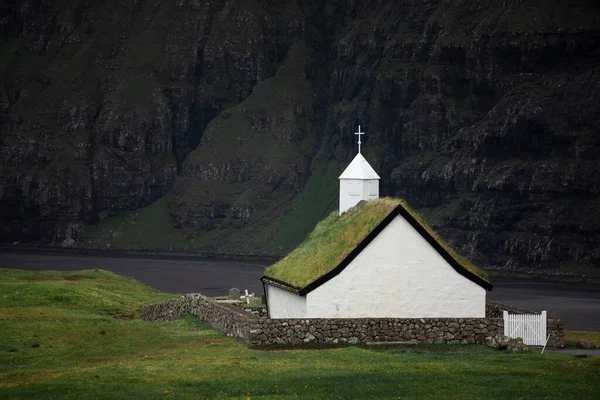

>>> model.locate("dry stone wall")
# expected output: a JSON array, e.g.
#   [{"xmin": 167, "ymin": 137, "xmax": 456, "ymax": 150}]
[
  {"xmin": 486, "ymin": 301, "xmax": 533, "ymax": 318},
  {"xmin": 247, "ymin": 317, "xmax": 502, "ymax": 346},
  {"xmin": 142, "ymin": 294, "xmax": 564, "ymax": 348},
  {"xmin": 486, "ymin": 301, "xmax": 565, "ymax": 348},
  {"xmin": 547, "ymin": 318, "xmax": 565, "ymax": 348},
  {"xmin": 143, "ymin": 293, "xmax": 259, "ymax": 339}
]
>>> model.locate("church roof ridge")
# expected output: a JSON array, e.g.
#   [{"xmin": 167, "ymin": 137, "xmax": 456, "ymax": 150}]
[{"xmin": 261, "ymin": 198, "xmax": 492, "ymax": 294}]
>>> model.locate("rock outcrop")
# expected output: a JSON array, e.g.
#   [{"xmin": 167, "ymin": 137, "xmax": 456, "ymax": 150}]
[{"xmin": 1, "ymin": 0, "xmax": 599, "ymax": 276}]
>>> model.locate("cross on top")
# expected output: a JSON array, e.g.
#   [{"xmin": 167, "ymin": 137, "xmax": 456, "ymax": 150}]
[{"xmin": 355, "ymin": 125, "xmax": 364, "ymax": 154}]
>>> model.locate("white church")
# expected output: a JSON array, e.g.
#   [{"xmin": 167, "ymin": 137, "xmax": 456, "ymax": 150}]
[{"xmin": 261, "ymin": 126, "xmax": 492, "ymax": 319}]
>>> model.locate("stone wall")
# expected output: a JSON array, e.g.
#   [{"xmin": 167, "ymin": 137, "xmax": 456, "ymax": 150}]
[
  {"xmin": 486, "ymin": 301, "xmax": 565, "ymax": 348},
  {"xmin": 547, "ymin": 318, "xmax": 565, "ymax": 348},
  {"xmin": 486, "ymin": 301, "xmax": 533, "ymax": 318},
  {"xmin": 246, "ymin": 317, "xmax": 502, "ymax": 346},
  {"xmin": 143, "ymin": 293, "xmax": 259, "ymax": 339},
  {"xmin": 238, "ymin": 304, "xmax": 268, "ymax": 318},
  {"xmin": 142, "ymin": 294, "xmax": 564, "ymax": 348}
]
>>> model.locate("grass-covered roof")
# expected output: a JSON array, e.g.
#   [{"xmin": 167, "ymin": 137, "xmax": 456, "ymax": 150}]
[{"xmin": 263, "ymin": 198, "xmax": 491, "ymax": 292}]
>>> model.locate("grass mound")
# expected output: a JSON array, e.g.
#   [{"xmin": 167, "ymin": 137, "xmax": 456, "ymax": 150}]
[
  {"xmin": 264, "ymin": 197, "xmax": 489, "ymax": 289},
  {"xmin": 0, "ymin": 268, "xmax": 173, "ymax": 320}
]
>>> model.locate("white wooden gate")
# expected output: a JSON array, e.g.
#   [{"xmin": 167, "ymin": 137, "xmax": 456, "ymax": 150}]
[{"xmin": 503, "ymin": 310, "xmax": 547, "ymax": 346}]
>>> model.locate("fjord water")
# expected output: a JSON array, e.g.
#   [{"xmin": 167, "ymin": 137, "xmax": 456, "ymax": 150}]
[{"xmin": 0, "ymin": 250, "xmax": 598, "ymax": 331}]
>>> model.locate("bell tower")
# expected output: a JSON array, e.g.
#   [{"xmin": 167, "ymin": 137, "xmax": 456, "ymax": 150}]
[{"xmin": 338, "ymin": 125, "xmax": 380, "ymax": 214}]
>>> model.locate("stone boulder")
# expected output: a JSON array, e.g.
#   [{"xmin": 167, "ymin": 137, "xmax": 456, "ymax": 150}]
[
  {"xmin": 506, "ymin": 337, "xmax": 528, "ymax": 353},
  {"xmin": 575, "ymin": 339, "xmax": 597, "ymax": 349},
  {"xmin": 485, "ymin": 334, "xmax": 511, "ymax": 349}
]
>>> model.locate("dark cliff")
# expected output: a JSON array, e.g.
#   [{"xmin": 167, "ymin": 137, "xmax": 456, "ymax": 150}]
[{"xmin": 1, "ymin": 0, "xmax": 599, "ymax": 276}]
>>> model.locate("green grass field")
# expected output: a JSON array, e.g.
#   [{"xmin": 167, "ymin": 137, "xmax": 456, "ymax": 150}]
[{"xmin": 0, "ymin": 268, "xmax": 598, "ymax": 399}]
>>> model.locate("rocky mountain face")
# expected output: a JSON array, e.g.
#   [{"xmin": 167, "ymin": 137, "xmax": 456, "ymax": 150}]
[{"xmin": 1, "ymin": 0, "xmax": 599, "ymax": 275}]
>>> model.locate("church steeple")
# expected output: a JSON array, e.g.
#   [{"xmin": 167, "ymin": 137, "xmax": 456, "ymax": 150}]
[{"xmin": 338, "ymin": 125, "xmax": 380, "ymax": 215}]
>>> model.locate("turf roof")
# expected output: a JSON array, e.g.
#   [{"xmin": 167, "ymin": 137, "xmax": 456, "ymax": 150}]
[{"xmin": 263, "ymin": 197, "xmax": 491, "ymax": 292}]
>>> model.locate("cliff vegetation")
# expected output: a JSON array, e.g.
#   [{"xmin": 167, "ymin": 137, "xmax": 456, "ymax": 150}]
[{"xmin": 1, "ymin": 0, "xmax": 599, "ymax": 277}]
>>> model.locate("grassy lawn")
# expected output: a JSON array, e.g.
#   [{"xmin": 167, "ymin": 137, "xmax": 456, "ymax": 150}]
[{"xmin": 1, "ymin": 269, "xmax": 599, "ymax": 399}]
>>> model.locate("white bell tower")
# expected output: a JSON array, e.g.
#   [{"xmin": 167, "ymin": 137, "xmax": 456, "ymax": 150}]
[{"xmin": 339, "ymin": 125, "xmax": 380, "ymax": 214}]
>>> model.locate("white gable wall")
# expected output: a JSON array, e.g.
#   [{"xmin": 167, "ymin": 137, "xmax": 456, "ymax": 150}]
[
  {"xmin": 305, "ymin": 215, "xmax": 486, "ymax": 318},
  {"xmin": 266, "ymin": 284, "xmax": 306, "ymax": 318}
]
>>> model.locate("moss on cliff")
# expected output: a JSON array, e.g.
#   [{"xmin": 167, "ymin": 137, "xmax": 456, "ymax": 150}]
[
  {"xmin": 85, "ymin": 194, "xmax": 190, "ymax": 250},
  {"xmin": 166, "ymin": 39, "xmax": 319, "ymax": 253},
  {"xmin": 1, "ymin": 0, "xmax": 599, "ymax": 277}
]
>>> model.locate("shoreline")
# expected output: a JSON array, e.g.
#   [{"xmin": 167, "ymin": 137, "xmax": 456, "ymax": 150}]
[
  {"xmin": 0, "ymin": 244, "xmax": 282, "ymax": 264},
  {"xmin": 486, "ymin": 270, "xmax": 600, "ymax": 286},
  {"xmin": 1, "ymin": 244, "xmax": 599, "ymax": 285}
]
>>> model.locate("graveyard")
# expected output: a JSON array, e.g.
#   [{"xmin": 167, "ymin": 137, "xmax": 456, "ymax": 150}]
[{"xmin": 1, "ymin": 268, "xmax": 598, "ymax": 399}]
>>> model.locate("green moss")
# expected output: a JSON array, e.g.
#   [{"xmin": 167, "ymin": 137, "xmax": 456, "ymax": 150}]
[
  {"xmin": 394, "ymin": 201, "xmax": 489, "ymax": 283},
  {"xmin": 163, "ymin": 39, "xmax": 320, "ymax": 254},
  {"xmin": 198, "ymin": 39, "xmax": 315, "ymax": 161},
  {"xmin": 265, "ymin": 198, "xmax": 489, "ymax": 289},
  {"xmin": 265, "ymin": 198, "xmax": 400, "ymax": 288},
  {"xmin": 418, "ymin": 194, "xmax": 475, "ymax": 226},
  {"xmin": 85, "ymin": 193, "xmax": 191, "ymax": 250},
  {"xmin": 273, "ymin": 160, "xmax": 346, "ymax": 252}
]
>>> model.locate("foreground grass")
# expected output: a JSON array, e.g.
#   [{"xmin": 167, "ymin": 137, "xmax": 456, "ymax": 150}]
[{"xmin": 1, "ymin": 269, "xmax": 599, "ymax": 399}]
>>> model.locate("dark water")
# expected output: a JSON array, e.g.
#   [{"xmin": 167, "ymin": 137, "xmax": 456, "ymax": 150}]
[
  {"xmin": 1, "ymin": 250, "xmax": 598, "ymax": 331},
  {"xmin": 0, "ymin": 250, "xmax": 267, "ymax": 296},
  {"xmin": 488, "ymin": 277, "xmax": 600, "ymax": 331}
]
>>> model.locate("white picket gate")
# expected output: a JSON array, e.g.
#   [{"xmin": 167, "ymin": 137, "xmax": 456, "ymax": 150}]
[{"xmin": 503, "ymin": 310, "xmax": 547, "ymax": 346}]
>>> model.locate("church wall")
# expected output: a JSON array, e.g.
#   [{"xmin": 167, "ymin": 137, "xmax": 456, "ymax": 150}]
[
  {"xmin": 306, "ymin": 215, "xmax": 486, "ymax": 318},
  {"xmin": 266, "ymin": 285, "xmax": 306, "ymax": 319}
]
